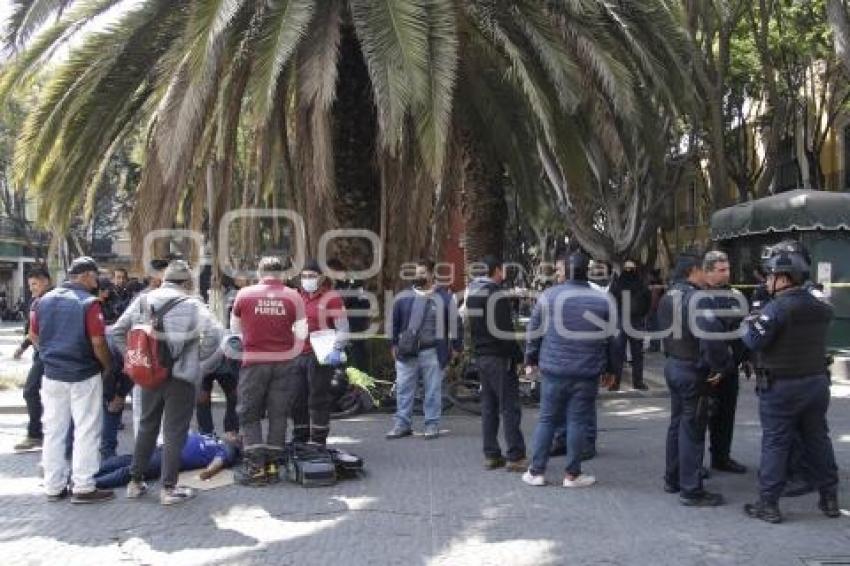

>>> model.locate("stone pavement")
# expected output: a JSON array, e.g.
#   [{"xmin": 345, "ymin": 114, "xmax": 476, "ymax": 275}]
[{"xmin": 0, "ymin": 380, "xmax": 849, "ymax": 566}]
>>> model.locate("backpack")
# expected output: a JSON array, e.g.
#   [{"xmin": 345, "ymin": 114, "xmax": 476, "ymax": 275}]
[{"xmin": 124, "ymin": 295, "xmax": 189, "ymax": 390}]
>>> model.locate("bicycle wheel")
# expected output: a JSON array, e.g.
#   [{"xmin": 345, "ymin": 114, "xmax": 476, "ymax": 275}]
[{"xmin": 446, "ymin": 379, "xmax": 482, "ymax": 415}]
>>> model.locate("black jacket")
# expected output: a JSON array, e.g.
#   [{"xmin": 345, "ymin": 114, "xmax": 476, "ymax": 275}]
[
  {"xmin": 465, "ymin": 277, "xmax": 522, "ymax": 361},
  {"xmin": 610, "ymin": 272, "xmax": 651, "ymax": 327}
]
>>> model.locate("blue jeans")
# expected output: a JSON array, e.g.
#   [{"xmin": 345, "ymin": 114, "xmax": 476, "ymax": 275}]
[
  {"xmin": 394, "ymin": 348, "xmax": 444, "ymax": 428},
  {"xmin": 95, "ymin": 450, "xmax": 162, "ymax": 489},
  {"xmin": 531, "ymin": 375, "xmax": 598, "ymax": 476},
  {"xmin": 23, "ymin": 352, "xmax": 44, "ymax": 439}
]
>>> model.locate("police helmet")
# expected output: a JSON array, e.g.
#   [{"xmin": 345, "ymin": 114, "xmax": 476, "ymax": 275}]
[
  {"xmin": 763, "ymin": 251, "xmax": 809, "ymax": 285},
  {"xmin": 761, "ymin": 240, "xmax": 811, "ymax": 280}
]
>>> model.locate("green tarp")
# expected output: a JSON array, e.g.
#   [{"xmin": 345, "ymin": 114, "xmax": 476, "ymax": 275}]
[{"xmin": 711, "ymin": 189, "xmax": 850, "ymax": 240}]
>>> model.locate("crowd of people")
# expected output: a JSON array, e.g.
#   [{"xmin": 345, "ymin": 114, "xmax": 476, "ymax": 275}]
[{"xmin": 10, "ymin": 242, "xmax": 842, "ymax": 523}]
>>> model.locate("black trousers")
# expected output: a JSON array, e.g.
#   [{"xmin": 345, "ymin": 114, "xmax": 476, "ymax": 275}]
[
  {"xmin": 197, "ymin": 371, "xmax": 239, "ymax": 435},
  {"xmin": 478, "ymin": 355, "xmax": 525, "ymax": 461},
  {"xmin": 709, "ymin": 370, "xmax": 739, "ymax": 462},
  {"xmin": 23, "ymin": 351, "xmax": 44, "ymax": 439},
  {"xmin": 664, "ymin": 360, "xmax": 710, "ymax": 497},
  {"xmin": 131, "ymin": 378, "xmax": 196, "ymax": 489},
  {"xmin": 291, "ymin": 353, "xmax": 334, "ymax": 445}
]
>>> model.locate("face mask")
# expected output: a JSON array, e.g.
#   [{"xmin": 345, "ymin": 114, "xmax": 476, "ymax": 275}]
[
  {"xmin": 413, "ymin": 277, "xmax": 429, "ymax": 289},
  {"xmin": 301, "ymin": 278, "xmax": 319, "ymax": 293}
]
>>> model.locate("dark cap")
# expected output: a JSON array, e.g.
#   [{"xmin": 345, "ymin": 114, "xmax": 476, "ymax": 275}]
[
  {"xmin": 68, "ymin": 256, "xmax": 99, "ymax": 276},
  {"xmin": 568, "ymin": 252, "xmax": 590, "ymax": 280},
  {"xmin": 97, "ymin": 276, "xmax": 114, "ymax": 291},
  {"xmin": 302, "ymin": 258, "xmax": 322, "ymax": 274}
]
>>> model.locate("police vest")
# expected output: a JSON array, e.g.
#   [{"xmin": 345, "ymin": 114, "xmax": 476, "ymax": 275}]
[
  {"xmin": 658, "ymin": 281, "xmax": 700, "ymax": 361},
  {"xmin": 760, "ymin": 289, "xmax": 833, "ymax": 378}
]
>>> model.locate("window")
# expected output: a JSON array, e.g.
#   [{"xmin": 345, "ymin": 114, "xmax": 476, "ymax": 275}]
[{"xmin": 774, "ymin": 137, "xmax": 800, "ymax": 193}]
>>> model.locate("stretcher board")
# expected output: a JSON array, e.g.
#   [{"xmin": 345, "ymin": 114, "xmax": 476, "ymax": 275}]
[{"xmin": 177, "ymin": 468, "xmax": 234, "ymax": 490}]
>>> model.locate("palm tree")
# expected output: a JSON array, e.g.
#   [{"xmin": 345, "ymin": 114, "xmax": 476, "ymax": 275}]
[{"xmin": 1, "ymin": 0, "xmax": 692, "ymax": 286}]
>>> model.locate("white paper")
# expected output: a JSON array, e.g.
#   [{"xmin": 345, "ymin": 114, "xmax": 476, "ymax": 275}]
[
  {"xmin": 310, "ymin": 330, "xmax": 337, "ymax": 364},
  {"xmin": 817, "ymin": 262, "xmax": 832, "ymax": 298}
]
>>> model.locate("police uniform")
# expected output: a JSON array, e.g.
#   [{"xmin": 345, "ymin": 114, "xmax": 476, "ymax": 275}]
[
  {"xmin": 742, "ymin": 252, "xmax": 840, "ymax": 523},
  {"xmin": 658, "ymin": 266, "xmax": 730, "ymax": 506},
  {"xmin": 707, "ymin": 286, "xmax": 747, "ymax": 472}
]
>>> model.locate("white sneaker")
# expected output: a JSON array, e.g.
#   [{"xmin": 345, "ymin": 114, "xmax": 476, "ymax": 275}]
[
  {"xmin": 160, "ymin": 485, "xmax": 195, "ymax": 506},
  {"xmin": 563, "ymin": 474, "xmax": 596, "ymax": 488},
  {"xmin": 126, "ymin": 480, "xmax": 148, "ymax": 499},
  {"xmin": 522, "ymin": 470, "xmax": 545, "ymax": 487}
]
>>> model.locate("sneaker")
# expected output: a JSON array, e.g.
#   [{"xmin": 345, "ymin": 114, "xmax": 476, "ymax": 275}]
[
  {"xmin": 505, "ymin": 458, "xmax": 528, "ymax": 473},
  {"xmin": 663, "ymin": 482, "xmax": 681, "ymax": 494},
  {"xmin": 563, "ymin": 473, "xmax": 596, "ymax": 488},
  {"xmin": 160, "ymin": 486, "xmax": 195, "ymax": 506},
  {"xmin": 423, "ymin": 424, "xmax": 440, "ymax": 440},
  {"xmin": 632, "ymin": 382, "xmax": 649, "ymax": 391},
  {"xmin": 522, "ymin": 470, "xmax": 545, "ymax": 487},
  {"xmin": 126, "ymin": 480, "xmax": 148, "ymax": 499},
  {"xmin": 484, "ymin": 457, "xmax": 506, "ymax": 470},
  {"xmin": 680, "ymin": 491, "xmax": 724, "ymax": 507},
  {"xmin": 818, "ymin": 494, "xmax": 841, "ymax": 518},
  {"xmin": 385, "ymin": 425, "xmax": 413, "ymax": 440},
  {"xmin": 46, "ymin": 487, "xmax": 70, "ymax": 502},
  {"xmin": 14, "ymin": 436, "xmax": 42, "ymax": 451},
  {"xmin": 744, "ymin": 500, "xmax": 782, "ymax": 523},
  {"xmin": 71, "ymin": 489, "xmax": 115, "ymax": 504}
]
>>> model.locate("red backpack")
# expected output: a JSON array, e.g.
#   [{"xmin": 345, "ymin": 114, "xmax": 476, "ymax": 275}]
[{"xmin": 124, "ymin": 296, "xmax": 189, "ymax": 389}]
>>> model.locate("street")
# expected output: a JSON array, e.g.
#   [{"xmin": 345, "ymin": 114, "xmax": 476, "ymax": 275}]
[{"xmin": 0, "ymin": 379, "xmax": 848, "ymax": 565}]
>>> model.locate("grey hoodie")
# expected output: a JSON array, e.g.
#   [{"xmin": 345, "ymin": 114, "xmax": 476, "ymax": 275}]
[{"xmin": 110, "ymin": 283, "xmax": 223, "ymax": 386}]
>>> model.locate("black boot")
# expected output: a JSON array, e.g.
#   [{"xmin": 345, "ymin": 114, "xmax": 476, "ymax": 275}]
[
  {"xmin": 744, "ymin": 500, "xmax": 783, "ymax": 524},
  {"xmin": 818, "ymin": 494, "xmax": 841, "ymax": 518},
  {"xmin": 680, "ymin": 491, "xmax": 724, "ymax": 507},
  {"xmin": 236, "ymin": 449, "xmax": 268, "ymax": 487}
]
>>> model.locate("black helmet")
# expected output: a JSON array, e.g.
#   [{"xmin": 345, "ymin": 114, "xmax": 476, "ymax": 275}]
[
  {"xmin": 762, "ymin": 240, "xmax": 811, "ymax": 281},
  {"xmin": 763, "ymin": 251, "xmax": 809, "ymax": 285}
]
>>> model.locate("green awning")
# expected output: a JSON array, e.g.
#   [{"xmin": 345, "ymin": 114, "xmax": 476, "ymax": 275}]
[{"xmin": 711, "ymin": 189, "xmax": 850, "ymax": 240}]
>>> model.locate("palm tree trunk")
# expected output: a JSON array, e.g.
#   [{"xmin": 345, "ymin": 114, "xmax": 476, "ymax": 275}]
[
  {"xmin": 331, "ymin": 23, "xmax": 379, "ymax": 268},
  {"xmin": 461, "ymin": 131, "xmax": 507, "ymax": 274}
]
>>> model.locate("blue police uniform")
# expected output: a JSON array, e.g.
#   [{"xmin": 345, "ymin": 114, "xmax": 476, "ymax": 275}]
[
  {"xmin": 743, "ymin": 288, "xmax": 839, "ymax": 507},
  {"xmin": 658, "ymin": 279, "xmax": 730, "ymax": 503}
]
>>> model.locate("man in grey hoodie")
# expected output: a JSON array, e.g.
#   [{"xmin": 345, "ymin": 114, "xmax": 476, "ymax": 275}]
[{"xmin": 110, "ymin": 260, "xmax": 223, "ymax": 505}]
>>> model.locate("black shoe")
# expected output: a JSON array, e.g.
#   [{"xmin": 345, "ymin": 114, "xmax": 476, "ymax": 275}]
[
  {"xmin": 71, "ymin": 489, "xmax": 115, "ymax": 504},
  {"xmin": 664, "ymin": 482, "xmax": 680, "ymax": 494},
  {"xmin": 484, "ymin": 456, "xmax": 506, "ymax": 470},
  {"xmin": 385, "ymin": 425, "xmax": 413, "ymax": 440},
  {"xmin": 236, "ymin": 454, "xmax": 268, "ymax": 487},
  {"xmin": 633, "ymin": 382, "xmax": 649, "ymax": 391},
  {"xmin": 680, "ymin": 491, "xmax": 724, "ymax": 507},
  {"xmin": 580, "ymin": 448, "xmax": 596, "ymax": 461},
  {"xmin": 47, "ymin": 487, "xmax": 70, "ymax": 502},
  {"xmin": 782, "ymin": 479, "xmax": 815, "ymax": 498},
  {"xmin": 712, "ymin": 458, "xmax": 747, "ymax": 474},
  {"xmin": 818, "ymin": 494, "xmax": 841, "ymax": 518},
  {"xmin": 744, "ymin": 500, "xmax": 783, "ymax": 524},
  {"xmin": 549, "ymin": 441, "xmax": 567, "ymax": 457}
]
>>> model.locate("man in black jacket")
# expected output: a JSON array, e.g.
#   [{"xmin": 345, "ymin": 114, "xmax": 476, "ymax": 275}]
[
  {"xmin": 466, "ymin": 256, "xmax": 526, "ymax": 471},
  {"xmin": 609, "ymin": 260, "xmax": 651, "ymax": 391}
]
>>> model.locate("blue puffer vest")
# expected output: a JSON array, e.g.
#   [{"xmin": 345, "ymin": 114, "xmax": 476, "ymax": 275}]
[{"xmin": 36, "ymin": 282, "xmax": 102, "ymax": 382}]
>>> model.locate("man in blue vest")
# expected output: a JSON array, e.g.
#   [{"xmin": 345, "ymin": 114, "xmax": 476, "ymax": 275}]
[{"xmin": 30, "ymin": 256, "xmax": 115, "ymax": 503}]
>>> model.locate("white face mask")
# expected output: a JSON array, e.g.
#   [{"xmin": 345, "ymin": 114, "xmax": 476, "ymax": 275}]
[{"xmin": 301, "ymin": 278, "xmax": 319, "ymax": 293}]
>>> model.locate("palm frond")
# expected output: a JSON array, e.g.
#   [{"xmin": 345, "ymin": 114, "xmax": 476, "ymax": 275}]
[
  {"xmin": 5, "ymin": 0, "xmax": 73, "ymax": 48},
  {"xmin": 350, "ymin": 0, "xmax": 431, "ymax": 153}
]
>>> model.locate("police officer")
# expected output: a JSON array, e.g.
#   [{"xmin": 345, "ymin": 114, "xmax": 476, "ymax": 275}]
[
  {"xmin": 702, "ymin": 251, "xmax": 748, "ymax": 474},
  {"xmin": 742, "ymin": 248, "xmax": 840, "ymax": 523},
  {"xmin": 658, "ymin": 253, "xmax": 730, "ymax": 507}
]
